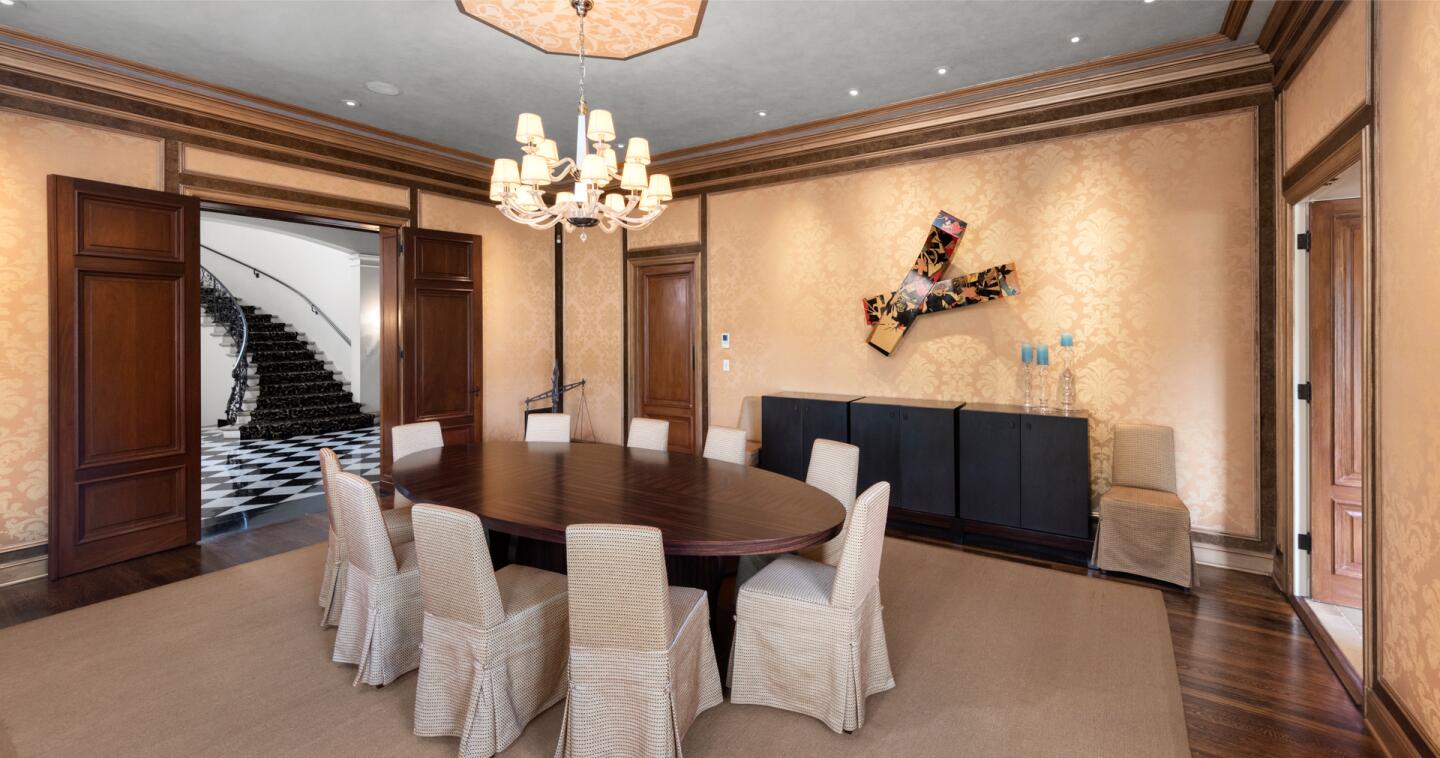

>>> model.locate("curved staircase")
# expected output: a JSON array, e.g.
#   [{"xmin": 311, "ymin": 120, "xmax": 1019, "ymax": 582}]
[{"xmin": 201, "ymin": 278, "xmax": 374, "ymax": 440}]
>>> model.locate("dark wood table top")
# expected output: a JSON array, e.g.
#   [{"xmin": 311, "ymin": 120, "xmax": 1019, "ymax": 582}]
[{"xmin": 392, "ymin": 441, "xmax": 846, "ymax": 556}]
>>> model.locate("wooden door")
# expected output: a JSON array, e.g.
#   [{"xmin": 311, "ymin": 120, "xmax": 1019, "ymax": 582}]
[
  {"xmin": 630, "ymin": 258, "xmax": 701, "ymax": 453},
  {"xmin": 1309, "ymin": 198, "xmax": 1364, "ymax": 607},
  {"xmin": 48, "ymin": 176, "xmax": 201, "ymax": 579},
  {"xmin": 399, "ymin": 227, "xmax": 483, "ymax": 451}
]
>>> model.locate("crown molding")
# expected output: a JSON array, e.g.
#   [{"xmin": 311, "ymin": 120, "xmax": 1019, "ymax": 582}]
[
  {"xmin": 1257, "ymin": 0, "xmax": 1346, "ymax": 91},
  {"xmin": 657, "ymin": 44, "xmax": 1273, "ymax": 195},
  {"xmin": 1221, "ymin": 0, "xmax": 1255, "ymax": 40}
]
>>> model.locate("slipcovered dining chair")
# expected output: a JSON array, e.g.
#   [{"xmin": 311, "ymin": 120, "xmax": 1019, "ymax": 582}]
[
  {"xmin": 730, "ymin": 481, "xmax": 896, "ymax": 733},
  {"xmin": 525, "ymin": 413, "xmax": 571, "ymax": 443},
  {"xmin": 702, "ymin": 426, "xmax": 748, "ymax": 465},
  {"xmin": 391, "ymin": 420, "xmax": 445, "ymax": 509},
  {"xmin": 410, "ymin": 504, "xmax": 569, "ymax": 758},
  {"xmin": 318, "ymin": 448, "xmax": 413, "ymax": 629},
  {"xmin": 1091, "ymin": 424, "xmax": 1196, "ymax": 588},
  {"xmin": 554, "ymin": 524, "xmax": 723, "ymax": 757},
  {"xmin": 331, "ymin": 470, "xmax": 423, "ymax": 687},
  {"xmin": 627, "ymin": 417, "xmax": 671, "ymax": 452},
  {"xmin": 738, "ymin": 438, "xmax": 861, "ymax": 586}
]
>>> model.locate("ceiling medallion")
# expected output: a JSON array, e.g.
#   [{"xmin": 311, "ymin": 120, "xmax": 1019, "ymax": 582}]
[
  {"xmin": 489, "ymin": 0, "xmax": 671, "ymax": 238},
  {"xmin": 458, "ymin": 0, "xmax": 705, "ymax": 61}
]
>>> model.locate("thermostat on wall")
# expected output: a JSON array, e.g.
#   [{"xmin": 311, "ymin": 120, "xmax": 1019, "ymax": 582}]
[{"xmin": 721, "ymin": 332, "xmax": 730, "ymax": 348}]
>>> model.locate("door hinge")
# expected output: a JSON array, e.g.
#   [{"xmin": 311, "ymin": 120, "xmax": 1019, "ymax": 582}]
[
  {"xmin": 1297, "ymin": 231, "xmax": 1311, "ymax": 251},
  {"xmin": 1297, "ymin": 382, "xmax": 1312, "ymax": 402},
  {"xmin": 1298, "ymin": 533, "xmax": 1312, "ymax": 552},
  {"xmin": 399, "ymin": 347, "xmax": 405, "ymax": 360}
]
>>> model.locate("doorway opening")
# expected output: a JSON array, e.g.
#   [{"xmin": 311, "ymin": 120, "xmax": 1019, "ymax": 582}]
[
  {"xmin": 1291, "ymin": 159, "xmax": 1365, "ymax": 697},
  {"xmin": 197, "ymin": 208, "xmax": 382, "ymax": 534},
  {"xmin": 626, "ymin": 249, "xmax": 705, "ymax": 454}
]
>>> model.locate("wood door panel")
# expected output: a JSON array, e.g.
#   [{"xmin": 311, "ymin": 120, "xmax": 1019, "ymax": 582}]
[
  {"xmin": 78, "ymin": 193, "xmax": 181, "ymax": 261},
  {"xmin": 399, "ymin": 227, "xmax": 482, "ymax": 453},
  {"xmin": 641, "ymin": 270, "xmax": 693, "ymax": 406},
  {"xmin": 77, "ymin": 272, "xmax": 183, "ymax": 466},
  {"xmin": 49, "ymin": 176, "xmax": 200, "ymax": 580},
  {"xmin": 1309, "ymin": 197, "xmax": 1364, "ymax": 607}
]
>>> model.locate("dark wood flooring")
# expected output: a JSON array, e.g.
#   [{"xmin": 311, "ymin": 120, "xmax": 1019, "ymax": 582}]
[{"xmin": 0, "ymin": 519, "xmax": 1380, "ymax": 756}]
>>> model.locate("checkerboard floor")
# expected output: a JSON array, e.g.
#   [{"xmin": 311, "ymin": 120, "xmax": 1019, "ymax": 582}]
[{"xmin": 200, "ymin": 425, "xmax": 379, "ymax": 523}]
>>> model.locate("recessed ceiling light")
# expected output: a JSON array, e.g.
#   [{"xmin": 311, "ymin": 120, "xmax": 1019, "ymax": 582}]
[
  {"xmin": 756, "ymin": 110, "xmax": 768, "ymax": 117},
  {"xmin": 848, "ymin": 88, "xmax": 860, "ymax": 97},
  {"xmin": 364, "ymin": 80, "xmax": 401, "ymax": 96},
  {"xmin": 0, "ymin": 1, "xmax": 16, "ymax": 7},
  {"xmin": 1144, "ymin": 0, "xmax": 1156, "ymax": 3},
  {"xmin": 936, "ymin": 66, "xmax": 948, "ymax": 75},
  {"xmin": 342, "ymin": 99, "xmax": 360, "ymax": 108},
  {"xmin": 1070, "ymin": 35, "xmax": 1083, "ymax": 44}
]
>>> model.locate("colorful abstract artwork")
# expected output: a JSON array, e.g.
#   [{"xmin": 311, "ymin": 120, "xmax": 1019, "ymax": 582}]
[{"xmin": 863, "ymin": 211, "xmax": 1020, "ymax": 355}]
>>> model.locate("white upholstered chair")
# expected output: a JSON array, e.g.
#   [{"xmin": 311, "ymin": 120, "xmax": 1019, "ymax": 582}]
[
  {"xmin": 797, "ymin": 439, "xmax": 862, "ymax": 566},
  {"xmin": 1091, "ymin": 424, "xmax": 1196, "ymax": 588},
  {"xmin": 318, "ymin": 448, "xmax": 413, "ymax": 629},
  {"xmin": 410, "ymin": 504, "xmax": 568, "ymax": 758},
  {"xmin": 391, "ymin": 420, "xmax": 444, "ymax": 509},
  {"xmin": 554, "ymin": 524, "xmax": 723, "ymax": 757},
  {"xmin": 730, "ymin": 481, "xmax": 896, "ymax": 733},
  {"xmin": 525, "ymin": 413, "xmax": 572, "ymax": 443},
  {"xmin": 627, "ymin": 417, "xmax": 671, "ymax": 452},
  {"xmin": 330, "ymin": 470, "xmax": 423, "ymax": 687},
  {"xmin": 701, "ymin": 426, "xmax": 748, "ymax": 465}
]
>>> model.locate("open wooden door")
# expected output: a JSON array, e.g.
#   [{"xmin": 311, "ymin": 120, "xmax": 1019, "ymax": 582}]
[
  {"xmin": 393, "ymin": 227, "xmax": 483, "ymax": 457},
  {"xmin": 48, "ymin": 176, "xmax": 201, "ymax": 579},
  {"xmin": 1308, "ymin": 197, "xmax": 1364, "ymax": 607}
]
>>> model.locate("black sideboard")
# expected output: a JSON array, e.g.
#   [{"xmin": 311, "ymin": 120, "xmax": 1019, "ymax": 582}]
[
  {"xmin": 849, "ymin": 396, "xmax": 963, "ymax": 538},
  {"xmin": 759, "ymin": 392, "xmax": 863, "ymax": 480}
]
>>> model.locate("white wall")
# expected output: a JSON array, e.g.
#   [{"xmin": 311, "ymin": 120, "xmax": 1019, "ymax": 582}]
[
  {"xmin": 199, "ymin": 213, "xmax": 381, "ymax": 415},
  {"xmin": 200, "ymin": 316, "xmax": 237, "ymax": 428}
]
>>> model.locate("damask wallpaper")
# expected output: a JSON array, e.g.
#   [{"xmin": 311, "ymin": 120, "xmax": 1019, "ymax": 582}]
[
  {"xmin": 562, "ymin": 231, "xmax": 624, "ymax": 445},
  {"xmin": 0, "ymin": 111, "xmax": 164, "ymax": 551},
  {"xmin": 181, "ymin": 146, "xmax": 411, "ymax": 206},
  {"xmin": 416, "ymin": 193, "xmax": 554, "ymax": 443},
  {"xmin": 707, "ymin": 110, "xmax": 1261, "ymax": 539},
  {"xmin": 1376, "ymin": 0, "xmax": 1440, "ymax": 742},
  {"xmin": 626, "ymin": 196, "xmax": 701, "ymax": 250},
  {"xmin": 1281, "ymin": 0, "xmax": 1369, "ymax": 170}
]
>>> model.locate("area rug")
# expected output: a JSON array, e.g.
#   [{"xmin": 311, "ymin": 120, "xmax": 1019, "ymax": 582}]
[{"xmin": 0, "ymin": 537, "xmax": 1188, "ymax": 757}]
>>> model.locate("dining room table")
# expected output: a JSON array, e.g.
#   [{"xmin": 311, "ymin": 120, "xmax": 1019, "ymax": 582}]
[{"xmin": 391, "ymin": 440, "xmax": 847, "ymax": 671}]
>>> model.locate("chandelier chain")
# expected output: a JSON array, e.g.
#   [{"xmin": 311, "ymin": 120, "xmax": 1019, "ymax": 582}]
[{"xmin": 577, "ymin": 13, "xmax": 587, "ymax": 112}]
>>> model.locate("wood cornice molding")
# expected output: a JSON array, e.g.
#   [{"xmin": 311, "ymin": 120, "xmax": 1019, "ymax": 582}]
[
  {"xmin": 659, "ymin": 47, "xmax": 1273, "ymax": 196},
  {"xmin": 1281, "ymin": 103, "xmax": 1370, "ymax": 199},
  {"xmin": 1257, "ymin": 0, "xmax": 1347, "ymax": 91},
  {"xmin": 1367, "ymin": 680, "xmax": 1440, "ymax": 758},
  {"xmin": 1221, "ymin": 0, "xmax": 1255, "ymax": 40},
  {"xmin": 0, "ymin": 28, "xmax": 495, "ymax": 197}
]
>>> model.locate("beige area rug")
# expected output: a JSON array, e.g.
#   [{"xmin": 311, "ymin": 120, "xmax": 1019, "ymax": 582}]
[{"xmin": 0, "ymin": 538, "xmax": 1188, "ymax": 758}]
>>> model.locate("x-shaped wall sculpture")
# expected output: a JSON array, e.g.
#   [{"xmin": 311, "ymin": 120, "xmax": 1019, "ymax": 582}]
[{"xmin": 862, "ymin": 211, "xmax": 1020, "ymax": 355}]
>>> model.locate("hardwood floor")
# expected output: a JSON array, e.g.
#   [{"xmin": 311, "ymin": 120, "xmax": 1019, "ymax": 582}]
[{"xmin": 0, "ymin": 521, "xmax": 1380, "ymax": 756}]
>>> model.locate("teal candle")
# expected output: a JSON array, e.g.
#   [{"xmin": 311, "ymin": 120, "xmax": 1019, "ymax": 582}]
[
  {"xmin": 1037, "ymin": 345, "xmax": 1050, "ymax": 365},
  {"xmin": 1021, "ymin": 343, "xmax": 1033, "ymax": 364},
  {"xmin": 1060, "ymin": 332, "xmax": 1074, "ymax": 347}
]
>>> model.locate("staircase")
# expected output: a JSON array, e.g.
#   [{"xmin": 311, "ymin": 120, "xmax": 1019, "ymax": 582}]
[{"xmin": 201, "ymin": 280, "xmax": 374, "ymax": 440}]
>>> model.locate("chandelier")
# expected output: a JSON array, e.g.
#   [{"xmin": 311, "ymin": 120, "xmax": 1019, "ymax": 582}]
[{"xmin": 489, "ymin": 0, "xmax": 671, "ymax": 237}]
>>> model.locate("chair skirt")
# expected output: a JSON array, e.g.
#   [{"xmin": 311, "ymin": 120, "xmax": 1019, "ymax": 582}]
[
  {"xmin": 319, "ymin": 528, "xmax": 348, "ymax": 628},
  {"xmin": 414, "ymin": 610, "xmax": 568, "ymax": 758},
  {"xmin": 332, "ymin": 563, "xmax": 423, "ymax": 686},
  {"xmin": 553, "ymin": 597, "xmax": 723, "ymax": 757},
  {"xmin": 730, "ymin": 586, "xmax": 894, "ymax": 733}
]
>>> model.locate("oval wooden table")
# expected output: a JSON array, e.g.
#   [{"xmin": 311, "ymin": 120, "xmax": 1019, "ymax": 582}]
[{"xmin": 392, "ymin": 441, "xmax": 846, "ymax": 671}]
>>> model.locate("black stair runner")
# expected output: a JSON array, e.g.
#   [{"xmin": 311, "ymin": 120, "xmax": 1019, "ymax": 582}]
[{"xmin": 200, "ymin": 290, "xmax": 374, "ymax": 439}]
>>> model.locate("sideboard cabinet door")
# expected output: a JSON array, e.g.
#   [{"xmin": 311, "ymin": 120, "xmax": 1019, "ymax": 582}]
[
  {"xmin": 760, "ymin": 396, "xmax": 803, "ymax": 478},
  {"xmin": 957, "ymin": 410, "xmax": 1021, "ymax": 527},
  {"xmin": 1019, "ymin": 414, "xmax": 1091, "ymax": 538}
]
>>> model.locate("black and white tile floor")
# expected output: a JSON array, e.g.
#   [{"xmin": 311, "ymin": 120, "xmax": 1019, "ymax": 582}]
[{"xmin": 200, "ymin": 425, "xmax": 379, "ymax": 525}]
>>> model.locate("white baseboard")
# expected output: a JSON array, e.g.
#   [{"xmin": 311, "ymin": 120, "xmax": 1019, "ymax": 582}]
[{"xmin": 1193, "ymin": 543, "xmax": 1274, "ymax": 575}]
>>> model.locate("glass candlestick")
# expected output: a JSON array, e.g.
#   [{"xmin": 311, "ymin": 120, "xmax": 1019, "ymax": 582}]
[
  {"xmin": 1037, "ymin": 364, "xmax": 1051, "ymax": 413},
  {"xmin": 1021, "ymin": 362, "xmax": 1034, "ymax": 409},
  {"xmin": 1060, "ymin": 345, "xmax": 1076, "ymax": 413}
]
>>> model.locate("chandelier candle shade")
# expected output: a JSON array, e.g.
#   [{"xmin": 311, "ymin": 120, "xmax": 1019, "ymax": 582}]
[{"xmin": 489, "ymin": 0, "xmax": 672, "ymax": 237}]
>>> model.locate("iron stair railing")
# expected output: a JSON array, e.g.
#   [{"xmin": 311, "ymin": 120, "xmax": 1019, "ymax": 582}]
[
  {"xmin": 200, "ymin": 244, "xmax": 352, "ymax": 346},
  {"xmin": 199, "ymin": 266, "xmax": 250, "ymax": 426}
]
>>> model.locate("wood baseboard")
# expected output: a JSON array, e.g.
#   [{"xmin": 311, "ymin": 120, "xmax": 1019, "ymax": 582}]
[
  {"xmin": 1368, "ymin": 680, "xmax": 1439, "ymax": 758},
  {"xmin": 0, "ymin": 547, "xmax": 48, "ymax": 587},
  {"xmin": 1289, "ymin": 594, "xmax": 1363, "ymax": 705},
  {"xmin": 1193, "ymin": 542, "xmax": 1274, "ymax": 574}
]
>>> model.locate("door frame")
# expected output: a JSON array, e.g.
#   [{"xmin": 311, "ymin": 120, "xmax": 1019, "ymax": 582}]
[
  {"xmin": 1278, "ymin": 131, "xmax": 1374, "ymax": 704},
  {"xmin": 623, "ymin": 246, "xmax": 706, "ymax": 454}
]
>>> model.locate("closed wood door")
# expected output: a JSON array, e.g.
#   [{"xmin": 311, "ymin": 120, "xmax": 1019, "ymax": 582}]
[
  {"xmin": 47, "ymin": 176, "xmax": 201, "ymax": 579},
  {"xmin": 1309, "ymin": 198, "xmax": 1364, "ymax": 607},
  {"xmin": 399, "ymin": 227, "xmax": 483, "ymax": 452},
  {"xmin": 630, "ymin": 259, "xmax": 701, "ymax": 453}
]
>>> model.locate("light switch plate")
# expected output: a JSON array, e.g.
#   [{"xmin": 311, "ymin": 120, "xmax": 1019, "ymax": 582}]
[{"xmin": 722, "ymin": 358, "xmax": 731, "ymax": 372}]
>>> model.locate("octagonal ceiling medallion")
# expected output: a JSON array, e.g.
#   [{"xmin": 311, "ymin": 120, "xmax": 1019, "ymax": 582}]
[{"xmin": 458, "ymin": 0, "xmax": 707, "ymax": 60}]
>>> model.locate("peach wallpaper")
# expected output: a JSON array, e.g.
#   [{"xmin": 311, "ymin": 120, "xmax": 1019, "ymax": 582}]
[
  {"xmin": 1281, "ymin": 0, "xmax": 1369, "ymax": 170},
  {"xmin": 707, "ymin": 111, "xmax": 1261, "ymax": 538},
  {"xmin": 181, "ymin": 146, "xmax": 410, "ymax": 207},
  {"xmin": 562, "ymin": 230, "xmax": 625, "ymax": 444},
  {"xmin": 1376, "ymin": 0, "xmax": 1440, "ymax": 742},
  {"xmin": 627, "ymin": 196, "xmax": 701, "ymax": 249},
  {"xmin": 417, "ymin": 193, "xmax": 555, "ymax": 442},
  {"xmin": 0, "ymin": 110, "xmax": 164, "ymax": 552}
]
